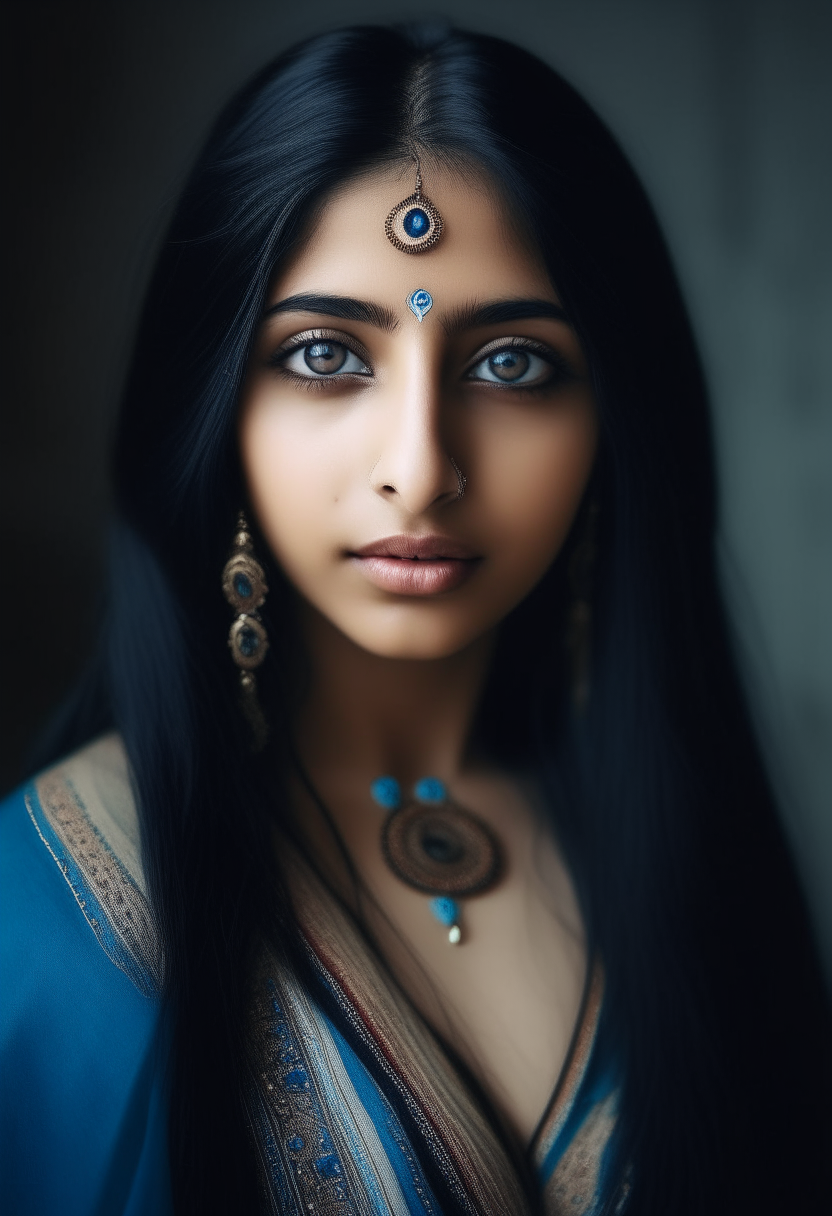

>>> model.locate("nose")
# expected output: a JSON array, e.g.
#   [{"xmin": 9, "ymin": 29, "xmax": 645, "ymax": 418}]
[{"xmin": 369, "ymin": 352, "xmax": 462, "ymax": 515}]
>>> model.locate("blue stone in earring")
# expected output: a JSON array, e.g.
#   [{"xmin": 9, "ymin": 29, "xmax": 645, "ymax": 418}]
[
  {"xmin": 408, "ymin": 289, "xmax": 433, "ymax": 323},
  {"xmin": 234, "ymin": 571, "xmax": 253, "ymax": 599}
]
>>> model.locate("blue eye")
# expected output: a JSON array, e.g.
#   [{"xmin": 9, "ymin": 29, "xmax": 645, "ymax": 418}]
[
  {"xmin": 305, "ymin": 340, "xmax": 346, "ymax": 373},
  {"xmin": 280, "ymin": 339, "xmax": 370, "ymax": 378},
  {"xmin": 488, "ymin": 350, "xmax": 529, "ymax": 381},
  {"xmin": 468, "ymin": 346, "xmax": 557, "ymax": 386}
]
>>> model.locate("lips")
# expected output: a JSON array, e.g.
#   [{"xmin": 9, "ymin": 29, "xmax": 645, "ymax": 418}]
[
  {"xmin": 350, "ymin": 534, "xmax": 481, "ymax": 595},
  {"xmin": 352, "ymin": 535, "xmax": 479, "ymax": 561}
]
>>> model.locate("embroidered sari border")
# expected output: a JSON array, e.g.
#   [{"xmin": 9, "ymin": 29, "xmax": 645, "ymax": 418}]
[
  {"xmin": 530, "ymin": 966, "xmax": 625, "ymax": 1215},
  {"xmin": 245, "ymin": 953, "xmax": 443, "ymax": 1216},
  {"xmin": 246, "ymin": 968, "xmax": 360, "ymax": 1215},
  {"xmin": 540, "ymin": 1088, "xmax": 622, "ymax": 1216},
  {"xmin": 297, "ymin": 989, "xmax": 423, "ymax": 1215},
  {"xmin": 322, "ymin": 1016, "xmax": 441, "ymax": 1216},
  {"xmin": 530, "ymin": 961, "xmax": 604, "ymax": 1168},
  {"xmin": 26, "ymin": 771, "xmax": 162, "ymax": 997},
  {"xmin": 305, "ymin": 946, "xmax": 481, "ymax": 1216}
]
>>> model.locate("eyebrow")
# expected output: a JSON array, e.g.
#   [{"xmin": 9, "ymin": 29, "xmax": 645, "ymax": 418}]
[
  {"xmin": 442, "ymin": 298, "xmax": 570, "ymax": 335},
  {"xmin": 262, "ymin": 293, "xmax": 399, "ymax": 332},
  {"xmin": 262, "ymin": 292, "xmax": 570, "ymax": 336}
]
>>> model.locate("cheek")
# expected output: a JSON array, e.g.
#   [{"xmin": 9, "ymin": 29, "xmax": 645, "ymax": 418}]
[
  {"xmin": 475, "ymin": 402, "xmax": 598, "ymax": 562},
  {"xmin": 239, "ymin": 402, "xmax": 328, "ymax": 566}
]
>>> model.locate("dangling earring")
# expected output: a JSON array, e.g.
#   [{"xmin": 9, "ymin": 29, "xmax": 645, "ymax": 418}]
[
  {"xmin": 566, "ymin": 498, "xmax": 599, "ymax": 711},
  {"xmin": 222, "ymin": 511, "xmax": 269, "ymax": 748}
]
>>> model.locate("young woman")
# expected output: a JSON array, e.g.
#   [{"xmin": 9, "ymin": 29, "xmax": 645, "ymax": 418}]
[{"xmin": 1, "ymin": 21, "xmax": 828, "ymax": 1216}]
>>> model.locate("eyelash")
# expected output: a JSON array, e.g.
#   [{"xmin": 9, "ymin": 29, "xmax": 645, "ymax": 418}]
[
  {"xmin": 266, "ymin": 329, "xmax": 372, "ymax": 393},
  {"xmin": 266, "ymin": 330, "xmax": 575, "ymax": 394},
  {"xmin": 463, "ymin": 337, "xmax": 575, "ymax": 393}
]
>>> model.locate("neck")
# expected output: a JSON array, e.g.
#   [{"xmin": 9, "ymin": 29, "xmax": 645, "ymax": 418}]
[{"xmin": 293, "ymin": 603, "xmax": 496, "ymax": 787}]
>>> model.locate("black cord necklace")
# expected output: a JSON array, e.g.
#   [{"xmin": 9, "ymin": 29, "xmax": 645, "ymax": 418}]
[{"xmin": 289, "ymin": 753, "xmax": 503, "ymax": 946}]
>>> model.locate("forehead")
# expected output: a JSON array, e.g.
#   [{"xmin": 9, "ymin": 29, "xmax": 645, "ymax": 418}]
[{"xmin": 271, "ymin": 164, "xmax": 554, "ymax": 306}]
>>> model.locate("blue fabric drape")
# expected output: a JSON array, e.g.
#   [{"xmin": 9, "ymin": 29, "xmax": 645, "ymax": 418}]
[{"xmin": 0, "ymin": 785, "xmax": 172, "ymax": 1216}]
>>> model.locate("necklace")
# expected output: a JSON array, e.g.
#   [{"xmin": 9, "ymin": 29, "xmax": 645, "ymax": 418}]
[{"xmin": 371, "ymin": 776, "xmax": 502, "ymax": 945}]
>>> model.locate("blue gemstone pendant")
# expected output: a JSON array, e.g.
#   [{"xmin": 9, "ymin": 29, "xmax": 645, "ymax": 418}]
[
  {"xmin": 429, "ymin": 895, "xmax": 462, "ymax": 945},
  {"xmin": 371, "ymin": 774, "xmax": 502, "ymax": 946},
  {"xmin": 403, "ymin": 207, "xmax": 429, "ymax": 238},
  {"xmin": 407, "ymin": 290, "xmax": 433, "ymax": 323},
  {"xmin": 385, "ymin": 187, "xmax": 443, "ymax": 254}
]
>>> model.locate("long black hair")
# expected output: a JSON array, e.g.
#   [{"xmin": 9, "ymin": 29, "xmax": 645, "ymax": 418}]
[{"xmin": 37, "ymin": 21, "xmax": 829, "ymax": 1214}]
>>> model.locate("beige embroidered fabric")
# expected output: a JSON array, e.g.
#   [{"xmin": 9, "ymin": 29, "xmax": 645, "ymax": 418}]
[{"xmin": 28, "ymin": 737, "xmax": 162, "ymax": 996}]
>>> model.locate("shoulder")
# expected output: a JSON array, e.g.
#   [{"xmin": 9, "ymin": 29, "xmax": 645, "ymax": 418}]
[
  {"xmin": 0, "ymin": 735, "xmax": 171, "ymax": 1215},
  {"xmin": 1, "ymin": 733, "xmax": 162, "ymax": 996}
]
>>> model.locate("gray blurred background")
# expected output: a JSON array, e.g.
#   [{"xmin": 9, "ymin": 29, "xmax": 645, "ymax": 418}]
[{"xmin": 2, "ymin": 0, "xmax": 830, "ymax": 975}]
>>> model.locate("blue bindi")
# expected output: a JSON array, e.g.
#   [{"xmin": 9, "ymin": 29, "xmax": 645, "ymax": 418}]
[{"xmin": 407, "ymin": 289, "xmax": 433, "ymax": 322}]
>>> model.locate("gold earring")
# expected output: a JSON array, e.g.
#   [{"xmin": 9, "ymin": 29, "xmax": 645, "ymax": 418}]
[{"xmin": 222, "ymin": 511, "xmax": 269, "ymax": 747}]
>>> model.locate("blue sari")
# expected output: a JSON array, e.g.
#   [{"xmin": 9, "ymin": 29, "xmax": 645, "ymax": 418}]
[{"xmin": 0, "ymin": 737, "xmax": 625, "ymax": 1215}]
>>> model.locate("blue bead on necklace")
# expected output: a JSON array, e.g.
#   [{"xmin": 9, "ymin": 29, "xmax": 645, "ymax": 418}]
[{"xmin": 370, "ymin": 775, "xmax": 502, "ymax": 946}]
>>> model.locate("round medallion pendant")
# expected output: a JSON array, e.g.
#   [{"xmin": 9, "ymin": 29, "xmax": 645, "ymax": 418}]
[
  {"xmin": 382, "ymin": 799, "xmax": 501, "ymax": 895},
  {"xmin": 385, "ymin": 192, "xmax": 443, "ymax": 254}
]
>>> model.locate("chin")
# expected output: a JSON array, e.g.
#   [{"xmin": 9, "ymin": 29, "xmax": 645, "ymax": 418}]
[{"xmin": 341, "ymin": 615, "xmax": 490, "ymax": 662}]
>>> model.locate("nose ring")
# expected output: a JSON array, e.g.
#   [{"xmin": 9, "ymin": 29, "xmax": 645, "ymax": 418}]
[{"xmin": 450, "ymin": 457, "xmax": 467, "ymax": 500}]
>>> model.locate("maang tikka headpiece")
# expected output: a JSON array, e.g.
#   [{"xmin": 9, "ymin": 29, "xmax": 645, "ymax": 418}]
[{"xmin": 385, "ymin": 156, "xmax": 444, "ymax": 254}]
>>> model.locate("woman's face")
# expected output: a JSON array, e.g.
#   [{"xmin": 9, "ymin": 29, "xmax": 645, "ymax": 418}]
[{"xmin": 239, "ymin": 165, "xmax": 598, "ymax": 660}]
